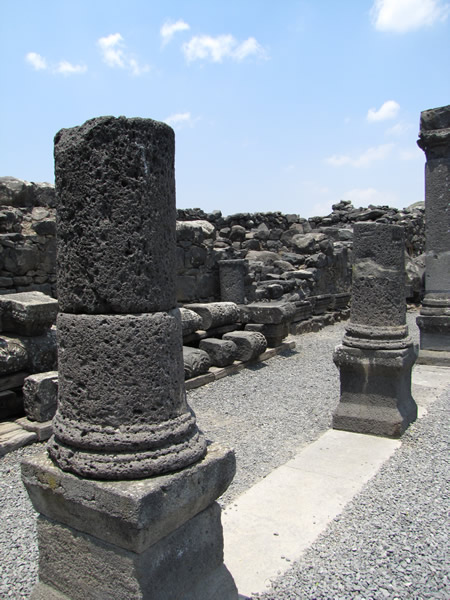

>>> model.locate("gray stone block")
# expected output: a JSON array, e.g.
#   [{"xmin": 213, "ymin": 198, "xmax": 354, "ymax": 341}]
[
  {"xmin": 50, "ymin": 310, "xmax": 206, "ymax": 479},
  {"xmin": 240, "ymin": 301, "xmax": 295, "ymax": 324},
  {"xmin": 223, "ymin": 330, "xmax": 267, "ymax": 361},
  {"xmin": 0, "ymin": 335, "xmax": 28, "ymax": 375},
  {"xmin": 179, "ymin": 307, "xmax": 203, "ymax": 336},
  {"xmin": 55, "ymin": 116, "xmax": 177, "ymax": 314},
  {"xmin": 183, "ymin": 346, "xmax": 211, "ymax": 379},
  {"xmin": 22, "ymin": 443, "xmax": 235, "ymax": 553},
  {"xmin": 219, "ymin": 259, "xmax": 247, "ymax": 304},
  {"xmin": 0, "ymin": 291, "xmax": 58, "ymax": 336},
  {"xmin": 187, "ymin": 302, "xmax": 240, "ymax": 330},
  {"xmin": 31, "ymin": 504, "xmax": 237, "ymax": 600},
  {"xmin": 199, "ymin": 338, "xmax": 237, "ymax": 367},
  {"xmin": 245, "ymin": 322, "xmax": 289, "ymax": 347},
  {"xmin": 23, "ymin": 371, "xmax": 58, "ymax": 422},
  {"xmin": 333, "ymin": 345, "xmax": 418, "ymax": 437}
]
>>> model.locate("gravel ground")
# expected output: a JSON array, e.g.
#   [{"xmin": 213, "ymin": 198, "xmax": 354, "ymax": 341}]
[{"xmin": 2, "ymin": 310, "xmax": 446, "ymax": 600}]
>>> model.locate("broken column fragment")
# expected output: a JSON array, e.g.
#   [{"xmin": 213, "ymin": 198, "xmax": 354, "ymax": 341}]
[
  {"xmin": 332, "ymin": 222, "xmax": 417, "ymax": 437},
  {"xmin": 416, "ymin": 105, "xmax": 450, "ymax": 364},
  {"xmin": 22, "ymin": 116, "xmax": 237, "ymax": 600},
  {"xmin": 219, "ymin": 259, "xmax": 247, "ymax": 304}
]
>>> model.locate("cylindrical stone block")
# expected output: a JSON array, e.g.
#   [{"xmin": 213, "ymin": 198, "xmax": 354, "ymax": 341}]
[
  {"xmin": 49, "ymin": 311, "xmax": 205, "ymax": 479},
  {"xmin": 345, "ymin": 222, "xmax": 410, "ymax": 349},
  {"xmin": 187, "ymin": 302, "xmax": 240, "ymax": 330},
  {"xmin": 54, "ymin": 116, "xmax": 177, "ymax": 314},
  {"xmin": 218, "ymin": 259, "xmax": 247, "ymax": 304}
]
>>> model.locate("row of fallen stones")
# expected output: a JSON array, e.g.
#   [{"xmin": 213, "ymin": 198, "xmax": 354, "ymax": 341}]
[
  {"xmin": 180, "ymin": 294, "xmax": 350, "ymax": 385},
  {"xmin": 0, "ymin": 291, "xmax": 350, "ymax": 455}
]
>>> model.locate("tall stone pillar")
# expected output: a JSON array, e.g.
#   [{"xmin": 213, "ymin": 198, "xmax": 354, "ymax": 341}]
[
  {"xmin": 22, "ymin": 116, "xmax": 238, "ymax": 599},
  {"xmin": 219, "ymin": 259, "xmax": 247, "ymax": 304},
  {"xmin": 416, "ymin": 105, "xmax": 450, "ymax": 365},
  {"xmin": 332, "ymin": 222, "xmax": 417, "ymax": 437}
]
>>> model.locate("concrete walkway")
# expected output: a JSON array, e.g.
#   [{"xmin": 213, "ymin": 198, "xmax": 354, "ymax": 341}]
[{"xmin": 222, "ymin": 363, "xmax": 449, "ymax": 599}]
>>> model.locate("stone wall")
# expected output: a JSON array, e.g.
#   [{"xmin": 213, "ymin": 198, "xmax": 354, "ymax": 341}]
[{"xmin": 1, "ymin": 177, "xmax": 425, "ymax": 303}]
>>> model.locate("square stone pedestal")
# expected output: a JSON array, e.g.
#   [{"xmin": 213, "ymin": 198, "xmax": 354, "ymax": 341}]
[
  {"xmin": 332, "ymin": 345, "xmax": 418, "ymax": 437},
  {"xmin": 416, "ymin": 314, "xmax": 450, "ymax": 365},
  {"xmin": 22, "ymin": 443, "xmax": 238, "ymax": 600}
]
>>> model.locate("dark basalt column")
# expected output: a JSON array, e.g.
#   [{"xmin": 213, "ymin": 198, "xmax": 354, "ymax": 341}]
[
  {"xmin": 22, "ymin": 117, "xmax": 238, "ymax": 599},
  {"xmin": 332, "ymin": 223, "xmax": 418, "ymax": 437},
  {"xmin": 49, "ymin": 116, "xmax": 206, "ymax": 479},
  {"xmin": 416, "ymin": 105, "xmax": 450, "ymax": 364}
]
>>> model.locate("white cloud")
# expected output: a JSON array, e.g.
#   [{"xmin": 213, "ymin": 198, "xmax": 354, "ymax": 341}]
[
  {"xmin": 98, "ymin": 33, "xmax": 126, "ymax": 67},
  {"xmin": 399, "ymin": 146, "xmax": 422, "ymax": 160},
  {"xmin": 367, "ymin": 100, "xmax": 400, "ymax": 122},
  {"xmin": 385, "ymin": 121, "xmax": 413, "ymax": 136},
  {"xmin": 182, "ymin": 34, "xmax": 267, "ymax": 63},
  {"xmin": 326, "ymin": 143, "xmax": 394, "ymax": 168},
  {"xmin": 371, "ymin": 0, "xmax": 450, "ymax": 33},
  {"xmin": 25, "ymin": 52, "xmax": 47, "ymax": 70},
  {"xmin": 164, "ymin": 112, "xmax": 198, "ymax": 129},
  {"xmin": 97, "ymin": 33, "xmax": 150, "ymax": 75},
  {"xmin": 54, "ymin": 61, "xmax": 87, "ymax": 76},
  {"xmin": 160, "ymin": 20, "xmax": 190, "ymax": 45}
]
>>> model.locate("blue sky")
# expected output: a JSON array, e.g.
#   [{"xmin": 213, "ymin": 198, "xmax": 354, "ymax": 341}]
[{"xmin": 1, "ymin": 0, "xmax": 449, "ymax": 217}]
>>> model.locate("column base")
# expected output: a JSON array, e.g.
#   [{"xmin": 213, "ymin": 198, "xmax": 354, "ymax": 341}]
[
  {"xmin": 416, "ymin": 349, "xmax": 450, "ymax": 366},
  {"xmin": 332, "ymin": 344, "xmax": 418, "ymax": 437},
  {"xmin": 416, "ymin": 314, "xmax": 450, "ymax": 352},
  {"xmin": 22, "ymin": 443, "xmax": 238, "ymax": 600}
]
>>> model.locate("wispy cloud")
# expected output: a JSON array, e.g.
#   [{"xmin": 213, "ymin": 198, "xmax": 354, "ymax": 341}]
[
  {"xmin": 182, "ymin": 34, "xmax": 267, "ymax": 63},
  {"xmin": 25, "ymin": 52, "xmax": 86, "ymax": 76},
  {"xmin": 164, "ymin": 112, "xmax": 199, "ymax": 129},
  {"xmin": 160, "ymin": 19, "xmax": 190, "ymax": 46},
  {"xmin": 385, "ymin": 121, "xmax": 413, "ymax": 136},
  {"xmin": 97, "ymin": 33, "xmax": 150, "ymax": 75},
  {"xmin": 25, "ymin": 52, "xmax": 47, "ymax": 71},
  {"xmin": 371, "ymin": 0, "xmax": 449, "ymax": 33},
  {"xmin": 367, "ymin": 100, "xmax": 400, "ymax": 122},
  {"xmin": 54, "ymin": 61, "xmax": 87, "ymax": 76},
  {"xmin": 326, "ymin": 143, "xmax": 394, "ymax": 167}
]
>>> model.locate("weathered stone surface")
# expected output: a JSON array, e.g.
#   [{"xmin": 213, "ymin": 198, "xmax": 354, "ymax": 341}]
[
  {"xmin": 219, "ymin": 259, "xmax": 247, "ymax": 304},
  {"xmin": 223, "ymin": 330, "xmax": 267, "ymax": 361},
  {"xmin": 49, "ymin": 310, "xmax": 206, "ymax": 479},
  {"xmin": 0, "ymin": 371, "xmax": 28, "ymax": 392},
  {"xmin": 22, "ymin": 443, "xmax": 235, "ymax": 553},
  {"xmin": 31, "ymin": 505, "xmax": 237, "ymax": 600},
  {"xmin": 183, "ymin": 346, "xmax": 212, "ymax": 379},
  {"xmin": 311, "ymin": 294, "xmax": 333, "ymax": 315},
  {"xmin": 333, "ymin": 345, "xmax": 417, "ymax": 437},
  {"xmin": 240, "ymin": 301, "xmax": 296, "ymax": 324},
  {"xmin": 0, "ymin": 291, "xmax": 58, "ymax": 336},
  {"xmin": 245, "ymin": 322, "xmax": 289, "ymax": 347},
  {"xmin": 23, "ymin": 371, "xmax": 58, "ymax": 422},
  {"xmin": 333, "ymin": 222, "xmax": 417, "ymax": 437},
  {"xmin": 55, "ymin": 116, "xmax": 177, "ymax": 314},
  {"xmin": 15, "ymin": 416, "xmax": 53, "ymax": 441},
  {"xmin": 21, "ymin": 328, "xmax": 57, "ymax": 373},
  {"xmin": 0, "ymin": 335, "xmax": 28, "ymax": 375},
  {"xmin": 416, "ymin": 104, "xmax": 450, "ymax": 355},
  {"xmin": 179, "ymin": 307, "xmax": 203, "ymax": 336},
  {"xmin": 199, "ymin": 338, "xmax": 237, "ymax": 367},
  {"xmin": 187, "ymin": 302, "xmax": 240, "ymax": 330},
  {"xmin": 176, "ymin": 220, "xmax": 216, "ymax": 243},
  {"xmin": 0, "ymin": 177, "xmax": 56, "ymax": 208}
]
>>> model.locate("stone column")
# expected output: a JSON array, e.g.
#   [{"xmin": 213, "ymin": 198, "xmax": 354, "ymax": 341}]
[
  {"xmin": 332, "ymin": 222, "xmax": 417, "ymax": 437},
  {"xmin": 22, "ymin": 116, "xmax": 238, "ymax": 599},
  {"xmin": 416, "ymin": 105, "xmax": 450, "ymax": 365},
  {"xmin": 219, "ymin": 259, "xmax": 247, "ymax": 304}
]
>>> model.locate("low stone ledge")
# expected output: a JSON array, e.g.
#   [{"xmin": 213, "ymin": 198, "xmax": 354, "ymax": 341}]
[{"xmin": 15, "ymin": 416, "xmax": 53, "ymax": 441}]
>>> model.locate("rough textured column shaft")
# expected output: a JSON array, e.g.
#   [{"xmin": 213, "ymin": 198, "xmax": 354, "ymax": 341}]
[
  {"xmin": 332, "ymin": 223, "xmax": 417, "ymax": 437},
  {"xmin": 219, "ymin": 259, "xmax": 247, "ymax": 304},
  {"xmin": 416, "ymin": 105, "xmax": 450, "ymax": 358},
  {"xmin": 49, "ymin": 116, "xmax": 206, "ymax": 479}
]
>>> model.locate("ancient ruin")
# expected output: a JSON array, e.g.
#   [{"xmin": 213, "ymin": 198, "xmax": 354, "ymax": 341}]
[
  {"xmin": 333, "ymin": 222, "xmax": 418, "ymax": 437},
  {"xmin": 416, "ymin": 104, "xmax": 450, "ymax": 365},
  {"xmin": 21, "ymin": 116, "xmax": 238, "ymax": 599}
]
